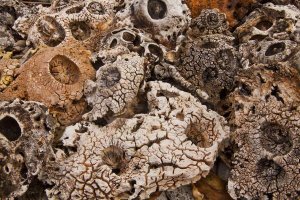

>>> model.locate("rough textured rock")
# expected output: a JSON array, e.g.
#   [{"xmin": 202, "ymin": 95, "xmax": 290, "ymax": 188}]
[
  {"xmin": 239, "ymin": 38, "xmax": 298, "ymax": 65},
  {"xmin": 84, "ymin": 52, "xmax": 145, "ymax": 121},
  {"xmin": 117, "ymin": 0, "xmax": 191, "ymax": 47},
  {"xmin": 185, "ymin": 0, "xmax": 257, "ymax": 27},
  {"xmin": 172, "ymin": 9, "xmax": 240, "ymax": 114},
  {"xmin": 16, "ymin": 0, "xmax": 120, "ymax": 47},
  {"xmin": 235, "ymin": 3, "xmax": 300, "ymax": 43},
  {"xmin": 0, "ymin": 99, "xmax": 53, "ymax": 199},
  {"xmin": 0, "ymin": 43, "xmax": 96, "ymax": 125},
  {"xmin": 42, "ymin": 81, "xmax": 229, "ymax": 199},
  {"xmin": 228, "ymin": 63, "xmax": 300, "ymax": 199},
  {"xmin": 157, "ymin": 185, "xmax": 194, "ymax": 200},
  {"xmin": 1, "ymin": 0, "xmax": 299, "ymax": 199},
  {"xmin": 0, "ymin": 58, "xmax": 19, "ymax": 91}
]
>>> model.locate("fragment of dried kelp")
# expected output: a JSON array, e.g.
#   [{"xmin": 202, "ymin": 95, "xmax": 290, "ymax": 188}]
[
  {"xmin": 185, "ymin": 0, "xmax": 257, "ymax": 27},
  {"xmin": 228, "ymin": 63, "xmax": 300, "ymax": 199},
  {"xmin": 42, "ymin": 81, "xmax": 229, "ymax": 199},
  {"xmin": 20, "ymin": 0, "xmax": 120, "ymax": 47},
  {"xmin": 0, "ymin": 58, "xmax": 19, "ymax": 91},
  {"xmin": 0, "ymin": 43, "xmax": 95, "ymax": 125},
  {"xmin": 0, "ymin": 99, "xmax": 53, "ymax": 199},
  {"xmin": 84, "ymin": 52, "xmax": 145, "ymax": 121},
  {"xmin": 235, "ymin": 3, "xmax": 300, "ymax": 43},
  {"xmin": 117, "ymin": 0, "xmax": 191, "ymax": 48}
]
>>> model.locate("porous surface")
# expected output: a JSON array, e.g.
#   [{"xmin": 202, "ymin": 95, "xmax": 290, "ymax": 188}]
[
  {"xmin": 1, "ymin": 0, "xmax": 300, "ymax": 199},
  {"xmin": 42, "ymin": 81, "xmax": 229, "ymax": 199},
  {"xmin": 84, "ymin": 52, "xmax": 145, "ymax": 121},
  {"xmin": 17, "ymin": 0, "xmax": 121, "ymax": 47},
  {"xmin": 0, "ymin": 99, "xmax": 53, "ymax": 199},
  {"xmin": 117, "ymin": 0, "xmax": 191, "ymax": 47},
  {"xmin": 0, "ymin": 43, "xmax": 95, "ymax": 125},
  {"xmin": 0, "ymin": 58, "xmax": 19, "ymax": 91},
  {"xmin": 228, "ymin": 63, "xmax": 300, "ymax": 199}
]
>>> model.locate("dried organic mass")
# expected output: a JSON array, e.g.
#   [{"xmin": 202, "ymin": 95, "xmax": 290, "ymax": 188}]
[{"xmin": 0, "ymin": 0, "xmax": 299, "ymax": 199}]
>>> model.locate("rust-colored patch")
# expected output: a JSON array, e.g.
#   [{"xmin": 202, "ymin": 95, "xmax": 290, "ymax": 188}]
[{"xmin": 186, "ymin": 0, "xmax": 257, "ymax": 27}]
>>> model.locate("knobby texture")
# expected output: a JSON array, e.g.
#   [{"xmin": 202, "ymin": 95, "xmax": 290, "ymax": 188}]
[{"xmin": 0, "ymin": 0, "xmax": 299, "ymax": 199}]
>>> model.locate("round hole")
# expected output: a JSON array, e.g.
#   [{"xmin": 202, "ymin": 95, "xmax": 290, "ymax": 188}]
[
  {"xmin": 265, "ymin": 42, "xmax": 286, "ymax": 56},
  {"xmin": 69, "ymin": 21, "xmax": 91, "ymax": 41},
  {"xmin": 260, "ymin": 122, "xmax": 293, "ymax": 155},
  {"xmin": 147, "ymin": 0, "xmax": 167, "ymax": 20},
  {"xmin": 256, "ymin": 158, "xmax": 285, "ymax": 182},
  {"xmin": 148, "ymin": 44, "xmax": 163, "ymax": 60},
  {"xmin": 37, "ymin": 16, "xmax": 65, "ymax": 47},
  {"xmin": 0, "ymin": 116, "xmax": 21, "ymax": 141},
  {"xmin": 110, "ymin": 38, "xmax": 118, "ymax": 48},
  {"xmin": 185, "ymin": 123, "xmax": 212, "ymax": 148},
  {"xmin": 216, "ymin": 49, "xmax": 235, "ymax": 69},
  {"xmin": 102, "ymin": 145, "xmax": 127, "ymax": 175},
  {"xmin": 255, "ymin": 20, "xmax": 273, "ymax": 31},
  {"xmin": 206, "ymin": 12, "xmax": 220, "ymax": 28},
  {"xmin": 49, "ymin": 55, "xmax": 80, "ymax": 85},
  {"xmin": 201, "ymin": 42, "xmax": 219, "ymax": 49},
  {"xmin": 202, "ymin": 67, "xmax": 218, "ymax": 83},
  {"xmin": 66, "ymin": 4, "xmax": 84, "ymax": 14},
  {"xmin": 99, "ymin": 67, "xmax": 121, "ymax": 88},
  {"xmin": 87, "ymin": 2, "xmax": 105, "ymax": 15},
  {"xmin": 122, "ymin": 31, "xmax": 136, "ymax": 42}
]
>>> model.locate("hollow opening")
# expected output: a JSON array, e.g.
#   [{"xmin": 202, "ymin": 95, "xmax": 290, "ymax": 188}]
[
  {"xmin": 49, "ymin": 55, "xmax": 80, "ymax": 85},
  {"xmin": 69, "ymin": 21, "xmax": 91, "ymax": 41},
  {"xmin": 148, "ymin": 44, "xmax": 163, "ymax": 60},
  {"xmin": 66, "ymin": 4, "xmax": 84, "ymax": 14},
  {"xmin": 249, "ymin": 35, "xmax": 267, "ymax": 41},
  {"xmin": 0, "ymin": 116, "xmax": 21, "ymax": 141},
  {"xmin": 206, "ymin": 12, "xmax": 219, "ymax": 27},
  {"xmin": 37, "ymin": 16, "xmax": 65, "ymax": 47},
  {"xmin": 265, "ymin": 42, "xmax": 286, "ymax": 56},
  {"xmin": 201, "ymin": 42, "xmax": 218, "ymax": 49},
  {"xmin": 110, "ymin": 38, "xmax": 118, "ymax": 48},
  {"xmin": 122, "ymin": 31, "xmax": 135, "ymax": 42},
  {"xmin": 256, "ymin": 158, "xmax": 285, "ymax": 182},
  {"xmin": 216, "ymin": 49, "xmax": 235, "ymax": 69},
  {"xmin": 185, "ymin": 123, "xmax": 212, "ymax": 148},
  {"xmin": 255, "ymin": 20, "xmax": 273, "ymax": 31},
  {"xmin": 147, "ymin": 0, "xmax": 167, "ymax": 20},
  {"xmin": 102, "ymin": 145, "xmax": 126, "ymax": 175},
  {"xmin": 91, "ymin": 57, "xmax": 105, "ymax": 71},
  {"xmin": 99, "ymin": 67, "xmax": 121, "ymax": 88},
  {"xmin": 87, "ymin": 2, "xmax": 105, "ymax": 15},
  {"xmin": 202, "ymin": 67, "xmax": 218, "ymax": 83},
  {"xmin": 260, "ymin": 122, "xmax": 293, "ymax": 155},
  {"xmin": 274, "ymin": 20, "xmax": 289, "ymax": 33}
]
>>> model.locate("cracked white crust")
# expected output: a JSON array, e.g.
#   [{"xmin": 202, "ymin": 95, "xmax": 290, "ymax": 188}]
[
  {"xmin": 43, "ymin": 81, "xmax": 229, "ymax": 200},
  {"xmin": 84, "ymin": 52, "xmax": 145, "ymax": 121}
]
